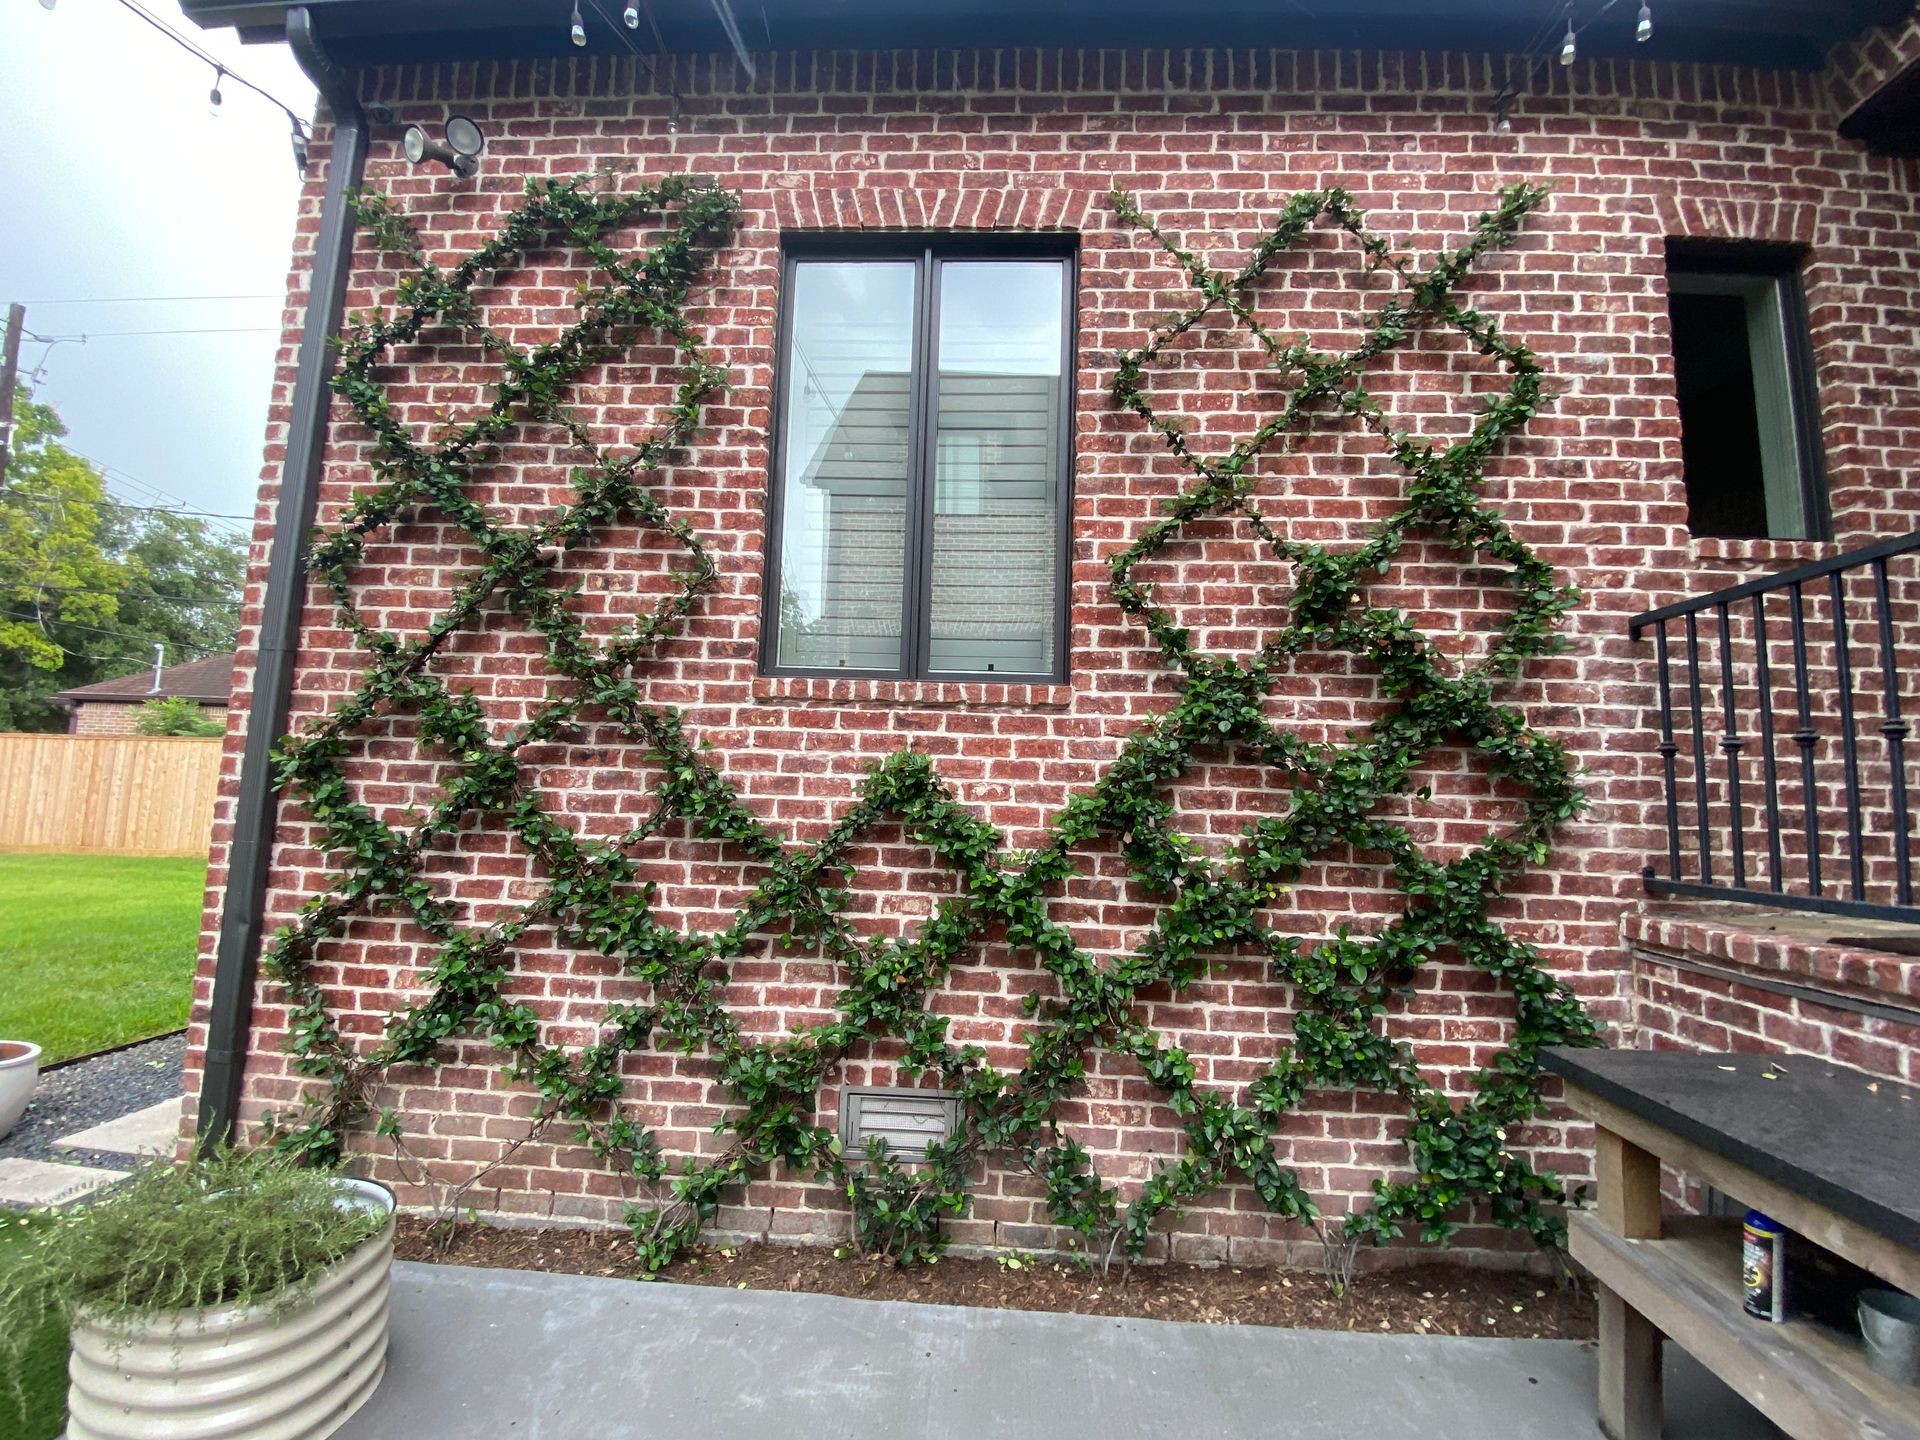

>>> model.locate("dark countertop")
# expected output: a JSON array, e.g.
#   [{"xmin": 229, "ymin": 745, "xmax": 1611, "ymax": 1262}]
[{"xmin": 1542, "ymin": 1048, "xmax": 1920, "ymax": 1256}]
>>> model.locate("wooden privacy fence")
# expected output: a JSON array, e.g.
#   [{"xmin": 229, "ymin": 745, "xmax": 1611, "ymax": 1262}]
[{"xmin": 0, "ymin": 735, "xmax": 222, "ymax": 856}]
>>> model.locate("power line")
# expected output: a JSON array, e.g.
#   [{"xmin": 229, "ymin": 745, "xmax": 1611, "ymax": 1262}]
[
  {"xmin": 22, "ymin": 294, "xmax": 280, "ymax": 306},
  {"xmin": 0, "ymin": 605, "xmax": 230, "ymax": 657},
  {"xmin": 4, "ymin": 481, "xmax": 257, "ymax": 525},
  {"xmin": 98, "ymin": 467, "xmax": 258, "ymax": 532},
  {"xmin": 28, "ymin": 326, "xmax": 279, "ymax": 341},
  {"xmin": 0, "ymin": 576, "xmax": 241, "ymax": 606}
]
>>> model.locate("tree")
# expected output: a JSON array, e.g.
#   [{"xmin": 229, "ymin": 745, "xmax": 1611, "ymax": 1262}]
[
  {"xmin": 133, "ymin": 696, "xmax": 225, "ymax": 737},
  {"xmin": 0, "ymin": 385, "xmax": 245, "ymax": 732}
]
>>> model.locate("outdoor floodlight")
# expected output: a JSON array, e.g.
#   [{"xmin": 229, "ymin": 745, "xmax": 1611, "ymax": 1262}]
[
  {"xmin": 445, "ymin": 115, "xmax": 486, "ymax": 160},
  {"xmin": 402, "ymin": 116, "xmax": 486, "ymax": 178}
]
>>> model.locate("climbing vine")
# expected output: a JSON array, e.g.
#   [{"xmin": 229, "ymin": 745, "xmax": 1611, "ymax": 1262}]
[{"xmin": 258, "ymin": 171, "xmax": 1598, "ymax": 1273}]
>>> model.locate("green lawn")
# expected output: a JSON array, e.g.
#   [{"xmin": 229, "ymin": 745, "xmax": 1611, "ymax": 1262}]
[
  {"xmin": 0, "ymin": 854, "xmax": 207, "ymax": 1064},
  {"xmin": 0, "ymin": 1215, "xmax": 67, "ymax": 1440}
]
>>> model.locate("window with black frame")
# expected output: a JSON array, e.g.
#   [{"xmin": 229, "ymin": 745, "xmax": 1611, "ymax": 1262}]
[
  {"xmin": 763, "ymin": 242, "xmax": 1073, "ymax": 681},
  {"xmin": 1664, "ymin": 241, "xmax": 1828, "ymax": 541}
]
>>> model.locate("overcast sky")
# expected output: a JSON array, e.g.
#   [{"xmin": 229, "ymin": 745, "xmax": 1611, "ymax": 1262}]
[{"xmin": 0, "ymin": 0, "xmax": 315, "ymax": 530}]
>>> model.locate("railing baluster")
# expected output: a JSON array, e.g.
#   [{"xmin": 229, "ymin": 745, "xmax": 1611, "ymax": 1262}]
[
  {"xmin": 1751, "ymin": 591, "xmax": 1783, "ymax": 893},
  {"xmin": 1685, "ymin": 610, "xmax": 1711, "ymax": 888},
  {"xmin": 1653, "ymin": 623, "xmax": 1682, "ymax": 882},
  {"xmin": 1871, "ymin": 557, "xmax": 1913, "ymax": 907},
  {"xmin": 1630, "ymin": 529, "xmax": 1920, "ymax": 922},
  {"xmin": 1715, "ymin": 601, "xmax": 1747, "ymax": 888},
  {"xmin": 1789, "ymin": 581, "xmax": 1821, "ymax": 899},
  {"xmin": 1829, "ymin": 569, "xmax": 1868, "ymax": 902}
]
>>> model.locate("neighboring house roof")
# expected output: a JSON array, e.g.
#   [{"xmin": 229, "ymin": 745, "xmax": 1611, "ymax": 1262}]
[
  {"xmin": 181, "ymin": 0, "xmax": 1911, "ymax": 71},
  {"xmin": 53, "ymin": 653, "xmax": 237, "ymax": 708}
]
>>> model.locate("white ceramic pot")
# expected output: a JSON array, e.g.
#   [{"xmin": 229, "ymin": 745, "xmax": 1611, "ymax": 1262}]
[
  {"xmin": 65, "ymin": 1177, "xmax": 395, "ymax": 1440},
  {"xmin": 0, "ymin": 1040, "xmax": 40, "ymax": 1141}
]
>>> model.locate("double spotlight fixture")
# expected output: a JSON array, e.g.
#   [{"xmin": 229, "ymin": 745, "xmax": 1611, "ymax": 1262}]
[{"xmin": 402, "ymin": 115, "xmax": 487, "ymax": 177}]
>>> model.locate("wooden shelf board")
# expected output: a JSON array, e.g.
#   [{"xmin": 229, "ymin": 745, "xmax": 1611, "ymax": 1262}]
[{"xmin": 1570, "ymin": 1213, "xmax": 1920, "ymax": 1440}]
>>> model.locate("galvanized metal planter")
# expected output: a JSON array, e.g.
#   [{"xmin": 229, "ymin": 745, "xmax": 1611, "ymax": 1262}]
[{"xmin": 64, "ymin": 1177, "xmax": 394, "ymax": 1440}]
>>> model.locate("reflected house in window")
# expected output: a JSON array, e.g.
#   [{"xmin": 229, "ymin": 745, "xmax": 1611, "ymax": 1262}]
[
  {"xmin": 768, "ymin": 249, "xmax": 1070, "ymax": 681},
  {"xmin": 782, "ymin": 368, "xmax": 1060, "ymax": 676}
]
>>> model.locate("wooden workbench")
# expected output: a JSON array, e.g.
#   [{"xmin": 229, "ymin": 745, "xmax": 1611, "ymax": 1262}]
[{"xmin": 1541, "ymin": 1048, "xmax": 1920, "ymax": 1440}]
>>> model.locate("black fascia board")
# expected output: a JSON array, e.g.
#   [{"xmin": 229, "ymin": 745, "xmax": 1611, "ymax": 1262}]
[{"xmin": 179, "ymin": 0, "xmax": 1917, "ymax": 72}]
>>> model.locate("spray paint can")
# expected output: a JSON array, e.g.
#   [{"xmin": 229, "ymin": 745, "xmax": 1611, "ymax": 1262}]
[{"xmin": 1742, "ymin": 1209, "xmax": 1786, "ymax": 1321}]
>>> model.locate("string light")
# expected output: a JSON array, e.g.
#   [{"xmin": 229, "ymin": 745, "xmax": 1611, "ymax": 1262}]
[
  {"xmin": 1637, "ymin": 3, "xmax": 1653, "ymax": 42},
  {"xmin": 1559, "ymin": 6, "xmax": 1576, "ymax": 66},
  {"xmin": 41, "ymin": 0, "xmax": 313, "ymax": 174},
  {"xmin": 1492, "ymin": 96, "xmax": 1514, "ymax": 135},
  {"xmin": 570, "ymin": 0, "xmax": 587, "ymax": 45},
  {"xmin": 581, "ymin": 0, "xmax": 685, "ymax": 134}
]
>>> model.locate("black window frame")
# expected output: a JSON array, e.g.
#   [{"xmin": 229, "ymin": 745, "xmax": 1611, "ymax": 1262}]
[
  {"xmin": 1664, "ymin": 238, "xmax": 1830, "ymax": 542},
  {"xmin": 760, "ymin": 234, "xmax": 1078, "ymax": 684}
]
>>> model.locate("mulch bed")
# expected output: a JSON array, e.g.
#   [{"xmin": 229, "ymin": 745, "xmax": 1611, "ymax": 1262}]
[{"xmin": 393, "ymin": 1216, "xmax": 1596, "ymax": 1341}]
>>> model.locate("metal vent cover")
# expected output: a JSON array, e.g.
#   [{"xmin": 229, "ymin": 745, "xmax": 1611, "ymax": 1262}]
[{"xmin": 838, "ymin": 1086, "xmax": 959, "ymax": 1163}]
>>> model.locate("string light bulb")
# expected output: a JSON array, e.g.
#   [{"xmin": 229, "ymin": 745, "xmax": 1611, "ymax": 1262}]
[
  {"xmin": 623, "ymin": 4, "xmax": 640, "ymax": 27},
  {"xmin": 570, "ymin": 1, "xmax": 586, "ymax": 46},
  {"xmin": 208, "ymin": 65, "xmax": 225, "ymax": 115},
  {"xmin": 1492, "ymin": 97, "xmax": 1513, "ymax": 135},
  {"xmin": 1637, "ymin": 3, "xmax": 1653, "ymax": 41},
  {"xmin": 1559, "ymin": 8, "xmax": 1576, "ymax": 66}
]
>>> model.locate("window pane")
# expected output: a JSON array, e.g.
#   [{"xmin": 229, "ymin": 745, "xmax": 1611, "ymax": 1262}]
[
  {"xmin": 926, "ymin": 261, "xmax": 1064, "ymax": 675},
  {"xmin": 773, "ymin": 261, "xmax": 916, "ymax": 671}
]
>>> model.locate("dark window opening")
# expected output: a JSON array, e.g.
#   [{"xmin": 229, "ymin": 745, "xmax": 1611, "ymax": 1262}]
[
  {"xmin": 1665, "ymin": 243, "xmax": 1826, "ymax": 541},
  {"xmin": 762, "ymin": 240, "xmax": 1075, "ymax": 681}
]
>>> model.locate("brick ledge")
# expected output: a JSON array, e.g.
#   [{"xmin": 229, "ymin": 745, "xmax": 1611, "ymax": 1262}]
[{"xmin": 1623, "ymin": 904, "xmax": 1920, "ymax": 1009}]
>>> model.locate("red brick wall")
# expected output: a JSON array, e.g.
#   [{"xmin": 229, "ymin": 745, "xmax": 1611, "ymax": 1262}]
[
  {"xmin": 69, "ymin": 702, "xmax": 227, "ymax": 737},
  {"xmin": 1627, "ymin": 907, "xmax": 1920, "ymax": 1081},
  {"xmin": 1826, "ymin": 10, "xmax": 1920, "ymax": 123},
  {"xmin": 186, "ymin": 46, "xmax": 1920, "ymax": 1262}
]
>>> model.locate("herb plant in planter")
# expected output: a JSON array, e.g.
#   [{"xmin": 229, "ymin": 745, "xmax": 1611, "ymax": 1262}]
[{"xmin": 0, "ymin": 1151, "xmax": 395, "ymax": 1440}]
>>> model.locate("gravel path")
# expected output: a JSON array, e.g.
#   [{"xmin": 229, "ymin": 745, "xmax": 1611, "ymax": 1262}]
[{"xmin": 0, "ymin": 1032, "xmax": 187, "ymax": 1167}]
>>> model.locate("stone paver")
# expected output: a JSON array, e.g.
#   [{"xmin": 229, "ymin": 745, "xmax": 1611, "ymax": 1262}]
[
  {"xmin": 337, "ymin": 1261, "xmax": 1783, "ymax": 1440},
  {"xmin": 52, "ymin": 1097, "xmax": 181, "ymax": 1159},
  {"xmin": 0, "ymin": 1157, "xmax": 128, "ymax": 1208}
]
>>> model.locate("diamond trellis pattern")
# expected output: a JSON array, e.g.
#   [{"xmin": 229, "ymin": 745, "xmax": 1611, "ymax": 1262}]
[{"xmin": 261, "ymin": 173, "xmax": 1597, "ymax": 1270}]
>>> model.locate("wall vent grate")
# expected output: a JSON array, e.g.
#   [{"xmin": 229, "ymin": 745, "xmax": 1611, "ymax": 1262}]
[{"xmin": 838, "ymin": 1087, "xmax": 959, "ymax": 1163}]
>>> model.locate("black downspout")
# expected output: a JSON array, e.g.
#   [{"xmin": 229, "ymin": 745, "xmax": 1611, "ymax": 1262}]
[{"xmin": 197, "ymin": 5, "xmax": 366, "ymax": 1149}]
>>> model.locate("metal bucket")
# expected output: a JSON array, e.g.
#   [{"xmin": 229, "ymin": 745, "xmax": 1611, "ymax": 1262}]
[
  {"xmin": 65, "ymin": 1177, "xmax": 394, "ymax": 1440},
  {"xmin": 1859, "ymin": 1288, "xmax": 1920, "ymax": 1388}
]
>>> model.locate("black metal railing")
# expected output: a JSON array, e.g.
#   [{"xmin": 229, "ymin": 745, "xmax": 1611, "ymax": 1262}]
[{"xmin": 1629, "ymin": 531, "xmax": 1920, "ymax": 923}]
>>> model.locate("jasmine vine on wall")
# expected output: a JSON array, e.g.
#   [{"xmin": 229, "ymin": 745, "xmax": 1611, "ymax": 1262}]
[{"xmin": 258, "ymin": 169, "xmax": 1597, "ymax": 1273}]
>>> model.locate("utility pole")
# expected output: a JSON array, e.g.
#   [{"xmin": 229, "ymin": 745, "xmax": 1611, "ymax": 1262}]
[{"xmin": 0, "ymin": 303, "xmax": 24, "ymax": 500}]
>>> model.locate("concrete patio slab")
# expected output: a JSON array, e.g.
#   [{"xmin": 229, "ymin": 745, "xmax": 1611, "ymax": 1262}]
[
  {"xmin": 0, "ymin": 1157, "xmax": 127, "ymax": 1209},
  {"xmin": 51, "ymin": 1097, "xmax": 180, "ymax": 1159},
  {"xmin": 338, "ymin": 1261, "xmax": 1784, "ymax": 1440}
]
